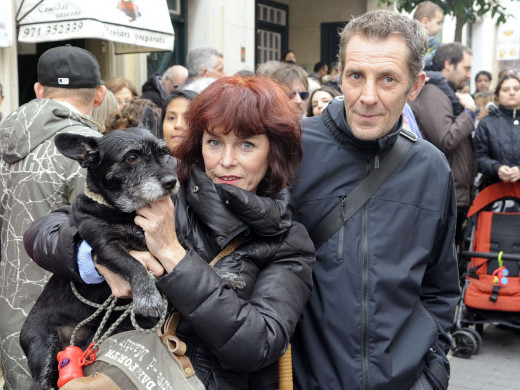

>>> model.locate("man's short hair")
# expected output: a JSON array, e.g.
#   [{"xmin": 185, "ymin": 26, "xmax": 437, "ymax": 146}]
[
  {"xmin": 432, "ymin": 42, "xmax": 471, "ymax": 72},
  {"xmin": 314, "ymin": 62, "xmax": 327, "ymax": 73},
  {"xmin": 186, "ymin": 46, "xmax": 223, "ymax": 78},
  {"xmin": 413, "ymin": 1, "xmax": 444, "ymax": 21},
  {"xmin": 43, "ymin": 86, "xmax": 97, "ymax": 107},
  {"xmin": 338, "ymin": 10, "xmax": 428, "ymax": 81}
]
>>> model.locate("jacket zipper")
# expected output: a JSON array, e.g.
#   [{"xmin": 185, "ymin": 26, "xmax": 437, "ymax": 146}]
[
  {"xmin": 362, "ymin": 203, "xmax": 370, "ymax": 390},
  {"xmin": 337, "ymin": 197, "xmax": 346, "ymax": 261},
  {"xmin": 362, "ymin": 155, "xmax": 375, "ymax": 390}
]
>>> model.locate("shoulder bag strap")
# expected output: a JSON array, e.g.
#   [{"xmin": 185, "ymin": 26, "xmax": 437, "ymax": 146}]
[{"xmin": 309, "ymin": 130, "xmax": 417, "ymax": 249}]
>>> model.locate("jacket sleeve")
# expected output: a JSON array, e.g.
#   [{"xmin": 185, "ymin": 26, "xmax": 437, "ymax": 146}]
[
  {"xmin": 155, "ymin": 222, "xmax": 315, "ymax": 373},
  {"xmin": 23, "ymin": 206, "xmax": 84, "ymax": 283},
  {"xmin": 475, "ymin": 119, "xmax": 501, "ymax": 179},
  {"xmin": 421, "ymin": 173, "xmax": 460, "ymax": 389},
  {"xmin": 412, "ymin": 85, "xmax": 474, "ymax": 154}
]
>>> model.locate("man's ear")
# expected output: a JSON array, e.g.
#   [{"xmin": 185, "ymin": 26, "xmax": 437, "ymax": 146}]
[
  {"xmin": 407, "ymin": 71, "xmax": 426, "ymax": 102},
  {"xmin": 201, "ymin": 68, "xmax": 209, "ymax": 78},
  {"xmin": 93, "ymin": 85, "xmax": 107, "ymax": 108},
  {"xmin": 444, "ymin": 59, "xmax": 453, "ymax": 72},
  {"xmin": 34, "ymin": 82, "xmax": 45, "ymax": 98}
]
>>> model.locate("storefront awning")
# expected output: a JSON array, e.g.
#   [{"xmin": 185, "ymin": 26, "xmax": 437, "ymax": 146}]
[{"xmin": 15, "ymin": 0, "xmax": 174, "ymax": 54}]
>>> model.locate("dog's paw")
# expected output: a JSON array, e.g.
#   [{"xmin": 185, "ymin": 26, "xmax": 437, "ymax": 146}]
[{"xmin": 133, "ymin": 289, "xmax": 164, "ymax": 318}]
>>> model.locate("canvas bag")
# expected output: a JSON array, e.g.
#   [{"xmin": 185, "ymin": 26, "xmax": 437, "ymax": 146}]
[
  {"xmin": 61, "ymin": 313, "xmax": 205, "ymax": 390},
  {"xmin": 61, "ymin": 312, "xmax": 205, "ymax": 390}
]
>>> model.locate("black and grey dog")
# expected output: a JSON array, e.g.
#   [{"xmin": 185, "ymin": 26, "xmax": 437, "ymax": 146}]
[{"xmin": 21, "ymin": 107, "xmax": 179, "ymax": 389}]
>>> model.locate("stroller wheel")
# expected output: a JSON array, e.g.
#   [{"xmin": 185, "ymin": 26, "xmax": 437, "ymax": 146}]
[
  {"xmin": 451, "ymin": 330, "xmax": 478, "ymax": 358},
  {"xmin": 463, "ymin": 327, "xmax": 482, "ymax": 353}
]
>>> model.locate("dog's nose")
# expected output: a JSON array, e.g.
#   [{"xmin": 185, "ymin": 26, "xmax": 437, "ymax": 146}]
[{"xmin": 161, "ymin": 175, "xmax": 178, "ymax": 190}]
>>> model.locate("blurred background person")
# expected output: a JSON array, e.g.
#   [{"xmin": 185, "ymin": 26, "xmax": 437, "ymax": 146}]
[
  {"xmin": 92, "ymin": 89, "xmax": 119, "ymax": 133},
  {"xmin": 498, "ymin": 67, "xmax": 518, "ymax": 80},
  {"xmin": 475, "ymin": 74, "xmax": 520, "ymax": 187},
  {"xmin": 307, "ymin": 85, "xmax": 340, "ymax": 117},
  {"xmin": 323, "ymin": 61, "xmax": 341, "ymax": 93},
  {"xmin": 474, "ymin": 90, "xmax": 494, "ymax": 123},
  {"xmin": 106, "ymin": 77, "xmax": 139, "ymax": 110},
  {"xmin": 473, "ymin": 70, "xmax": 492, "ymax": 96},
  {"xmin": 159, "ymin": 90, "xmax": 198, "ymax": 154},
  {"xmin": 281, "ymin": 49, "xmax": 296, "ymax": 64},
  {"xmin": 256, "ymin": 60, "xmax": 281, "ymax": 77},
  {"xmin": 309, "ymin": 62, "xmax": 328, "ymax": 84},
  {"xmin": 413, "ymin": 1, "xmax": 444, "ymax": 70},
  {"xmin": 271, "ymin": 62, "xmax": 309, "ymax": 117},
  {"xmin": 141, "ymin": 65, "xmax": 188, "ymax": 107},
  {"xmin": 181, "ymin": 46, "xmax": 225, "ymax": 92},
  {"xmin": 105, "ymin": 97, "xmax": 161, "ymax": 135}
]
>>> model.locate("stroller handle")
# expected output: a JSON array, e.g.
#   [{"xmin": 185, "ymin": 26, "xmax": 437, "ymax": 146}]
[{"xmin": 459, "ymin": 251, "xmax": 520, "ymax": 262}]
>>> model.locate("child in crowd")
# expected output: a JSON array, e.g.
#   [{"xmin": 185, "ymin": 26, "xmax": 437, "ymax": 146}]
[
  {"xmin": 413, "ymin": 1, "xmax": 444, "ymax": 70},
  {"xmin": 414, "ymin": 1, "xmax": 464, "ymax": 116}
]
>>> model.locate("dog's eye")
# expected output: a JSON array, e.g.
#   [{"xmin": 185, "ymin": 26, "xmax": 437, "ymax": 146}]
[{"xmin": 126, "ymin": 154, "xmax": 138, "ymax": 163}]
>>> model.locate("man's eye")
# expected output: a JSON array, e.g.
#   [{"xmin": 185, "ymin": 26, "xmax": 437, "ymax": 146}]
[
  {"xmin": 127, "ymin": 154, "xmax": 138, "ymax": 163},
  {"xmin": 352, "ymin": 73, "xmax": 361, "ymax": 80},
  {"xmin": 384, "ymin": 76, "xmax": 394, "ymax": 83}
]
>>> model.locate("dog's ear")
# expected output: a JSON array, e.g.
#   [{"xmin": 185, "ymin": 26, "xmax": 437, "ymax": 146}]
[
  {"xmin": 138, "ymin": 106, "xmax": 157, "ymax": 133},
  {"xmin": 55, "ymin": 133, "xmax": 101, "ymax": 168}
]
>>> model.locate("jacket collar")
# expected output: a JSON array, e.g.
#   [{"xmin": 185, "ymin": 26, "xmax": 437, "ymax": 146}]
[
  {"xmin": 185, "ymin": 167, "xmax": 292, "ymax": 248},
  {"xmin": 323, "ymin": 97, "xmax": 403, "ymax": 153},
  {"xmin": 498, "ymin": 105, "xmax": 518, "ymax": 119}
]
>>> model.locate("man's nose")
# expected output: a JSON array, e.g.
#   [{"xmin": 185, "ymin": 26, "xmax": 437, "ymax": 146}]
[{"xmin": 360, "ymin": 81, "xmax": 377, "ymax": 105}]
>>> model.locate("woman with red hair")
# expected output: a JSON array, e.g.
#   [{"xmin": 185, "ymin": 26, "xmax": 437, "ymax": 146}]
[{"xmin": 24, "ymin": 76, "xmax": 315, "ymax": 389}]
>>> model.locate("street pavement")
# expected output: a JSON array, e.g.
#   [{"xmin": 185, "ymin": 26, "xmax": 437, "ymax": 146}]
[{"xmin": 449, "ymin": 324, "xmax": 520, "ymax": 389}]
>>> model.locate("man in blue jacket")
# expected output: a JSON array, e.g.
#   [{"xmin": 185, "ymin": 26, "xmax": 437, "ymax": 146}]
[{"xmin": 291, "ymin": 10, "xmax": 460, "ymax": 390}]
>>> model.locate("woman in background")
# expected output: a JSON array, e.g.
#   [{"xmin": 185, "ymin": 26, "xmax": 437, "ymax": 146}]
[
  {"xmin": 306, "ymin": 86, "xmax": 340, "ymax": 117},
  {"xmin": 475, "ymin": 74, "xmax": 520, "ymax": 186},
  {"xmin": 159, "ymin": 90, "xmax": 198, "ymax": 154},
  {"xmin": 106, "ymin": 77, "xmax": 139, "ymax": 109}
]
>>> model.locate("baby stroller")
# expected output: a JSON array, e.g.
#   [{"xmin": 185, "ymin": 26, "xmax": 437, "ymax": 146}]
[{"xmin": 452, "ymin": 181, "xmax": 520, "ymax": 358}]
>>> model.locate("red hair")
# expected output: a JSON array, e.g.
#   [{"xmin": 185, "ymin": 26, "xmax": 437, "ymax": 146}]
[{"xmin": 176, "ymin": 76, "xmax": 302, "ymax": 195}]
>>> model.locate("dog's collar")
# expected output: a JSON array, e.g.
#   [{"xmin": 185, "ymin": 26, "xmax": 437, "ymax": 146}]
[{"xmin": 83, "ymin": 185, "xmax": 114, "ymax": 209}]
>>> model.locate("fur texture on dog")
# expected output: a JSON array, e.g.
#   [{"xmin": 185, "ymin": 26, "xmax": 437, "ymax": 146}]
[{"xmin": 21, "ymin": 107, "xmax": 179, "ymax": 389}]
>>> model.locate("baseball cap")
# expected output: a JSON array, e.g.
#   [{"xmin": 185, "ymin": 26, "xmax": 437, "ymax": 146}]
[{"xmin": 37, "ymin": 45, "xmax": 104, "ymax": 88}]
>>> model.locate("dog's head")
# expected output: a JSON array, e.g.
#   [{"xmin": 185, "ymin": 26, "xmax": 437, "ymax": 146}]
[{"xmin": 55, "ymin": 107, "xmax": 180, "ymax": 212}]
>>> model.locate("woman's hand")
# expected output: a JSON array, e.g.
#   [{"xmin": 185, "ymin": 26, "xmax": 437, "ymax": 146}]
[
  {"xmin": 135, "ymin": 196, "xmax": 186, "ymax": 272},
  {"xmin": 498, "ymin": 165, "xmax": 513, "ymax": 182},
  {"xmin": 95, "ymin": 251, "xmax": 164, "ymax": 298},
  {"xmin": 510, "ymin": 166, "xmax": 520, "ymax": 182}
]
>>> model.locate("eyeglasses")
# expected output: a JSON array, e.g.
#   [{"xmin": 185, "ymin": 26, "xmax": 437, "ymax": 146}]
[{"xmin": 287, "ymin": 90, "xmax": 309, "ymax": 100}]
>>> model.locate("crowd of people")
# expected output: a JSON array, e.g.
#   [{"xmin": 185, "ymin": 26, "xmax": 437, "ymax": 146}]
[{"xmin": 0, "ymin": 2, "xmax": 520, "ymax": 390}]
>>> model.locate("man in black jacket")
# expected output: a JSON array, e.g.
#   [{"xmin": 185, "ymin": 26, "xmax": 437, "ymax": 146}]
[{"xmin": 291, "ymin": 10, "xmax": 460, "ymax": 390}]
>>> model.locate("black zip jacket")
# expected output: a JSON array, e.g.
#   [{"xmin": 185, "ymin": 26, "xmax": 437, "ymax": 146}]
[
  {"xmin": 291, "ymin": 98, "xmax": 460, "ymax": 390},
  {"xmin": 475, "ymin": 104, "xmax": 520, "ymax": 183},
  {"xmin": 23, "ymin": 167, "xmax": 315, "ymax": 390}
]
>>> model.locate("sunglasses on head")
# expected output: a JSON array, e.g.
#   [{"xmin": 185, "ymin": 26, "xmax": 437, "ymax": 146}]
[{"xmin": 287, "ymin": 90, "xmax": 309, "ymax": 100}]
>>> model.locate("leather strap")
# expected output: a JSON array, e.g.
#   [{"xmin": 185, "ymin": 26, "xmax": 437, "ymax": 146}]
[
  {"xmin": 157, "ymin": 235, "xmax": 249, "ymax": 377},
  {"xmin": 309, "ymin": 130, "xmax": 417, "ymax": 249}
]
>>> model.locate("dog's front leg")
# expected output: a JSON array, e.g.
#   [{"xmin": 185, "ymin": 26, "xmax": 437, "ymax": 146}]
[{"xmin": 94, "ymin": 244, "xmax": 164, "ymax": 318}]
